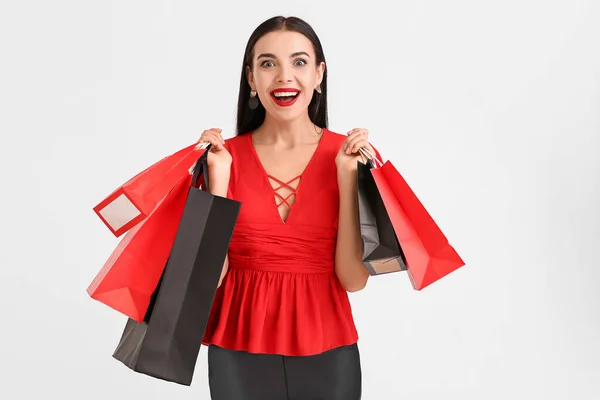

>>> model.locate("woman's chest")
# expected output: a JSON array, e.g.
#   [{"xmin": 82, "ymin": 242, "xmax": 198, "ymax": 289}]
[{"xmin": 229, "ymin": 159, "xmax": 340, "ymax": 228}]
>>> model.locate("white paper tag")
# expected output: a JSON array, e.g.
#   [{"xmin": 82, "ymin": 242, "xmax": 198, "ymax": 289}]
[{"xmin": 98, "ymin": 193, "xmax": 142, "ymax": 231}]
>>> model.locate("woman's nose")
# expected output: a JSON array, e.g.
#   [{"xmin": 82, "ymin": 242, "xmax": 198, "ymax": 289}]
[{"xmin": 275, "ymin": 66, "xmax": 293, "ymax": 83}]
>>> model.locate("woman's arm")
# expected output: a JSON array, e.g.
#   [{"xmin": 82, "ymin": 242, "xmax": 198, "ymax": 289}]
[
  {"xmin": 207, "ymin": 164, "xmax": 231, "ymax": 288},
  {"xmin": 334, "ymin": 168, "xmax": 370, "ymax": 292},
  {"xmin": 196, "ymin": 128, "xmax": 233, "ymax": 288},
  {"xmin": 333, "ymin": 128, "xmax": 383, "ymax": 292}
]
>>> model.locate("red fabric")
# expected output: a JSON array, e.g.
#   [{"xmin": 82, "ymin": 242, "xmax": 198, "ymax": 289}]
[{"xmin": 202, "ymin": 128, "xmax": 361, "ymax": 356}]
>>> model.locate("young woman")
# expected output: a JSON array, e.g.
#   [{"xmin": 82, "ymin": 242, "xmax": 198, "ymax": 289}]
[{"xmin": 197, "ymin": 15, "xmax": 381, "ymax": 400}]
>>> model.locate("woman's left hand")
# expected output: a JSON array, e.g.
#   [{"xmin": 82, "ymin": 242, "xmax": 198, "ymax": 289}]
[{"xmin": 335, "ymin": 128, "xmax": 376, "ymax": 175}]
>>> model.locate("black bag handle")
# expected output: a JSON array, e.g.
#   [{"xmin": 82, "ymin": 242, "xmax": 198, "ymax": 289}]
[{"xmin": 191, "ymin": 144, "xmax": 211, "ymax": 190}]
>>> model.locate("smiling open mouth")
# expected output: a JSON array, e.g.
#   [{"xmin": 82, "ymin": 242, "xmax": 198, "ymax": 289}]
[{"xmin": 271, "ymin": 89, "xmax": 300, "ymax": 107}]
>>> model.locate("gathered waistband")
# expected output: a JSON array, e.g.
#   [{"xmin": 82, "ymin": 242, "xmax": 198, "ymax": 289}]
[{"xmin": 227, "ymin": 223, "xmax": 337, "ymax": 274}]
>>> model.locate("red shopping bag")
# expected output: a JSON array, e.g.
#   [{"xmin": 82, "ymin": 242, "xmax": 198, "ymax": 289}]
[
  {"xmin": 365, "ymin": 151, "xmax": 465, "ymax": 290},
  {"xmin": 94, "ymin": 143, "xmax": 205, "ymax": 237},
  {"xmin": 87, "ymin": 172, "xmax": 193, "ymax": 321}
]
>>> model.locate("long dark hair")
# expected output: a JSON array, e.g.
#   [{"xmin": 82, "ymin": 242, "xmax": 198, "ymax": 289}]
[{"xmin": 235, "ymin": 16, "xmax": 328, "ymax": 136}]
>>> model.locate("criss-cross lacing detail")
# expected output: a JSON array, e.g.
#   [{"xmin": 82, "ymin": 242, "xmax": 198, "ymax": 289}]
[{"xmin": 267, "ymin": 174, "xmax": 301, "ymax": 222}]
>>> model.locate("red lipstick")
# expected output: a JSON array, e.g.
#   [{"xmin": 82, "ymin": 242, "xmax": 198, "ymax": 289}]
[{"xmin": 270, "ymin": 88, "xmax": 300, "ymax": 107}]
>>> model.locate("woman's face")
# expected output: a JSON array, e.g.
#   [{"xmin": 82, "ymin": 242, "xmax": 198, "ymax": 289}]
[{"xmin": 247, "ymin": 30, "xmax": 325, "ymax": 122}]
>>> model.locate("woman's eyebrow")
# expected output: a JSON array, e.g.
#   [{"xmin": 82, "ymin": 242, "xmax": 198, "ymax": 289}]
[{"xmin": 257, "ymin": 51, "xmax": 311, "ymax": 60}]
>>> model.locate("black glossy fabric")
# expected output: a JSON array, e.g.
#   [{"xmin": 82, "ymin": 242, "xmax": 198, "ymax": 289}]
[{"xmin": 207, "ymin": 343, "xmax": 362, "ymax": 400}]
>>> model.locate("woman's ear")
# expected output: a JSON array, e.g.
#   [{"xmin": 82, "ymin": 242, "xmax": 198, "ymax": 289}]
[
  {"xmin": 316, "ymin": 61, "xmax": 326, "ymax": 86},
  {"xmin": 246, "ymin": 65, "xmax": 255, "ymax": 89}
]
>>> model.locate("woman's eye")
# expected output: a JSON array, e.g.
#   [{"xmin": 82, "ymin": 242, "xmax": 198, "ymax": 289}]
[
  {"xmin": 261, "ymin": 60, "xmax": 275, "ymax": 67},
  {"xmin": 295, "ymin": 59, "xmax": 307, "ymax": 66}
]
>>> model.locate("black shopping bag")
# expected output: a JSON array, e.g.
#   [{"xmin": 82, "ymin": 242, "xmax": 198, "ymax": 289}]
[
  {"xmin": 112, "ymin": 146, "xmax": 241, "ymax": 386},
  {"xmin": 357, "ymin": 156, "xmax": 407, "ymax": 275}
]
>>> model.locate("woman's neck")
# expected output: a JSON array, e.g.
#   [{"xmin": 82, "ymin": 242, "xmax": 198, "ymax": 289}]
[{"xmin": 253, "ymin": 114, "xmax": 322, "ymax": 147}]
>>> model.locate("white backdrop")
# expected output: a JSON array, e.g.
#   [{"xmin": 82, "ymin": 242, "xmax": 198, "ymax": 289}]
[{"xmin": 1, "ymin": 0, "xmax": 599, "ymax": 399}]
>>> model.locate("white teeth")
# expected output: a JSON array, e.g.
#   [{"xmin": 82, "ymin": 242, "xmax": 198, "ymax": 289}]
[{"xmin": 273, "ymin": 92, "xmax": 299, "ymax": 97}]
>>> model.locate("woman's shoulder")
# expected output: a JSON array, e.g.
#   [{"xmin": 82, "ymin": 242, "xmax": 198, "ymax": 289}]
[
  {"xmin": 222, "ymin": 132, "xmax": 250, "ymax": 153},
  {"xmin": 224, "ymin": 132, "xmax": 248, "ymax": 145},
  {"xmin": 323, "ymin": 127, "xmax": 346, "ymax": 143},
  {"xmin": 320, "ymin": 127, "xmax": 345, "ymax": 152}
]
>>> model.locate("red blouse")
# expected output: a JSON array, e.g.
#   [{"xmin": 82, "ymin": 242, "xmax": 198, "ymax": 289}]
[{"xmin": 201, "ymin": 128, "xmax": 359, "ymax": 356}]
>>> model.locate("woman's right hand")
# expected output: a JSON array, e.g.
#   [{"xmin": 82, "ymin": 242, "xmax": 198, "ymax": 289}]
[{"xmin": 196, "ymin": 128, "xmax": 232, "ymax": 169}]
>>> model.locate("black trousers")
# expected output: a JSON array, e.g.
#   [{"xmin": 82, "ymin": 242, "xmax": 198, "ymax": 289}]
[{"xmin": 207, "ymin": 343, "xmax": 362, "ymax": 400}]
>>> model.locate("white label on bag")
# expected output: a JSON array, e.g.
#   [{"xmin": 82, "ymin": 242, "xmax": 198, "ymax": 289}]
[{"xmin": 98, "ymin": 193, "xmax": 142, "ymax": 231}]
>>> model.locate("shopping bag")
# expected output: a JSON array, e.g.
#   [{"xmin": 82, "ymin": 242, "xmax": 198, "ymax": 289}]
[
  {"xmin": 362, "ymin": 148, "xmax": 465, "ymax": 290},
  {"xmin": 86, "ymin": 172, "xmax": 191, "ymax": 322},
  {"xmin": 357, "ymin": 157, "xmax": 407, "ymax": 275},
  {"xmin": 93, "ymin": 142, "xmax": 207, "ymax": 237},
  {"xmin": 112, "ymin": 147, "xmax": 242, "ymax": 386}
]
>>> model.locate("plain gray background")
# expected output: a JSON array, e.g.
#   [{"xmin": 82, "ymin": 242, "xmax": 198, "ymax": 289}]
[{"xmin": 1, "ymin": 0, "xmax": 598, "ymax": 398}]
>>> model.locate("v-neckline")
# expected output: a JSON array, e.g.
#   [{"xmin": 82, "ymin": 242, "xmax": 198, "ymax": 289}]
[{"xmin": 247, "ymin": 128, "xmax": 328, "ymax": 225}]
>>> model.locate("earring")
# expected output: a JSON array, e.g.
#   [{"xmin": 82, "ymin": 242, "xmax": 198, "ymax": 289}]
[
  {"xmin": 248, "ymin": 89, "xmax": 259, "ymax": 110},
  {"xmin": 315, "ymin": 84, "xmax": 322, "ymax": 94}
]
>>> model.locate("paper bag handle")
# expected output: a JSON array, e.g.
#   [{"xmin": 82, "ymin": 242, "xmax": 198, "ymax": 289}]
[
  {"xmin": 191, "ymin": 144, "xmax": 211, "ymax": 190},
  {"xmin": 359, "ymin": 147, "xmax": 383, "ymax": 168}
]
